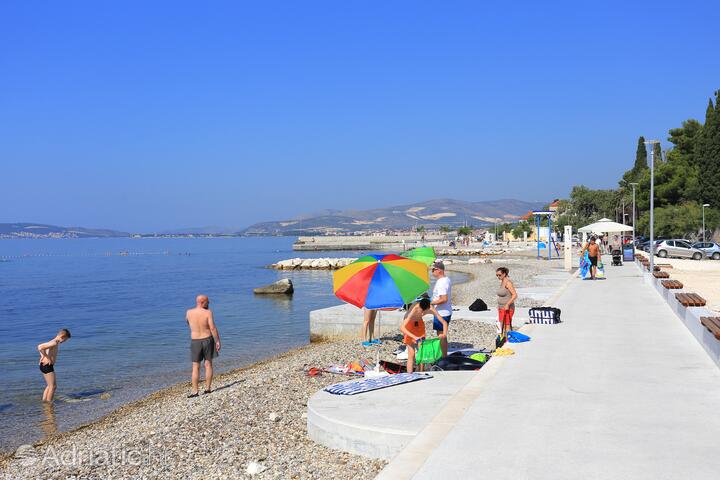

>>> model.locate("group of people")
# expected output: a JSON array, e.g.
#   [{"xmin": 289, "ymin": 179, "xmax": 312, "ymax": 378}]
[
  {"xmin": 38, "ymin": 294, "xmax": 222, "ymax": 401},
  {"xmin": 40, "ymin": 263, "xmax": 521, "ymax": 400},
  {"xmin": 362, "ymin": 260, "xmax": 518, "ymax": 373}
]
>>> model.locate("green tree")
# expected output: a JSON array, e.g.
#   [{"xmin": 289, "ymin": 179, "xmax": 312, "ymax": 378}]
[
  {"xmin": 566, "ymin": 185, "xmax": 619, "ymax": 226},
  {"xmin": 697, "ymin": 91, "xmax": 720, "ymax": 207},
  {"xmin": 457, "ymin": 226, "xmax": 471, "ymax": 236},
  {"xmin": 635, "ymin": 203, "xmax": 701, "ymax": 239},
  {"xmin": 621, "ymin": 136, "xmax": 649, "ymax": 188},
  {"xmin": 668, "ymin": 119, "xmax": 702, "ymax": 164},
  {"xmin": 416, "ymin": 226, "xmax": 425, "ymax": 233},
  {"xmin": 511, "ymin": 221, "xmax": 533, "ymax": 239},
  {"xmin": 653, "ymin": 142, "xmax": 663, "ymax": 164},
  {"xmin": 634, "ymin": 136, "xmax": 648, "ymax": 171},
  {"xmin": 439, "ymin": 226, "xmax": 450, "ymax": 233}
]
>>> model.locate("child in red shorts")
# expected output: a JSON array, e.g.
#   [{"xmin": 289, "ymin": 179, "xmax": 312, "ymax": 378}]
[{"xmin": 400, "ymin": 298, "xmax": 446, "ymax": 373}]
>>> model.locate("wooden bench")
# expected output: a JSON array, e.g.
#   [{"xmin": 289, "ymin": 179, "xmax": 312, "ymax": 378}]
[
  {"xmin": 675, "ymin": 293, "xmax": 707, "ymax": 307},
  {"xmin": 700, "ymin": 317, "xmax": 720, "ymax": 340},
  {"xmin": 653, "ymin": 271, "xmax": 670, "ymax": 279},
  {"xmin": 661, "ymin": 280, "xmax": 683, "ymax": 289}
]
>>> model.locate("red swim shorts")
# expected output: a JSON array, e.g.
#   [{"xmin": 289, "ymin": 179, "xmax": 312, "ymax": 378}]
[{"xmin": 498, "ymin": 308, "xmax": 515, "ymax": 326}]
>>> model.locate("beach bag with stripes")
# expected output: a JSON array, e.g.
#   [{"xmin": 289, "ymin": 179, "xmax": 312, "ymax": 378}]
[{"xmin": 528, "ymin": 307, "xmax": 561, "ymax": 324}]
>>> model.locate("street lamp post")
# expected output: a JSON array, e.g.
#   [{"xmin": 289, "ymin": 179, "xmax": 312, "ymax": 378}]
[
  {"xmin": 702, "ymin": 203, "xmax": 710, "ymax": 243},
  {"xmin": 630, "ymin": 182, "xmax": 638, "ymax": 249},
  {"xmin": 645, "ymin": 141, "xmax": 659, "ymax": 273}
]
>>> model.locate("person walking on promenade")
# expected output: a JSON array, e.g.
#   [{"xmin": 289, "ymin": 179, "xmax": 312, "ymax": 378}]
[
  {"xmin": 400, "ymin": 298, "xmax": 446, "ymax": 373},
  {"xmin": 37, "ymin": 329, "xmax": 72, "ymax": 402},
  {"xmin": 361, "ymin": 307, "xmax": 379, "ymax": 346},
  {"xmin": 582, "ymin": 236, "xmax": 601, "ymax": 280},
  {"xmin": 186, "ymin": 295, "xmax": 221, "ymax": 398},
  {"xmin": 430, "ymin": 260, "xmax": 452, "ymax": 358},
  {"xmin": 496, "ymin": 267, "xmax": 517, "ymax": 341}
]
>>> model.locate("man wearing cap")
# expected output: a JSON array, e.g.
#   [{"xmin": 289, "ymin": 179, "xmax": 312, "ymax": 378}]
[{"xmin": 430, "ymin": 260, "xmax": 451, "ymax": 358}]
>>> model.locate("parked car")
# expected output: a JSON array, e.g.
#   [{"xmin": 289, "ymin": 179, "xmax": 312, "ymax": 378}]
[
  {"xmin": 692, "ymin": 241, "xmax": 720, "ymax": 260},
  {"xmin": 653, "ymin": 239, "xmax": 705, "ymax": 260},
  {"xmin": 641, "ymin": 238, "xmax": 667, "ymax": 253}
]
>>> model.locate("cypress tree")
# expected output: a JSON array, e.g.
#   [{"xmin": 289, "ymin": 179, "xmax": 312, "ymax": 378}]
[
  {"xmin": 653, "ymin": 142, "xmax": 663, "ymax": 163},
  {"xmin": 634, "ymin": 136, "xmax": 648, "ymax": 172},
  {"xmin": 697, "ymin": 91, "xmax": 720, "ymax": 206}
]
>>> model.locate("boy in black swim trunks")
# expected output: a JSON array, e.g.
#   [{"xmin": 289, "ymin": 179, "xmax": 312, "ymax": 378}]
[{"xmin": 37, "ymin": 329, "xmax": 71, "ymax": 402}]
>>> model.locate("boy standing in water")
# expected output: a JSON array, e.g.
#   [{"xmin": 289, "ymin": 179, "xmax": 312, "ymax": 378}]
[
  {"xmin": 37, "ymin": 329, "xmax": 72, "ymax": 402},
  {"xmin": 400, "ymin": 298, "xmax": 446, "ymax": 373}
]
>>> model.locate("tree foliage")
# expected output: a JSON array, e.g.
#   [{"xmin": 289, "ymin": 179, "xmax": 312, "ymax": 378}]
[
  {"xmin": 511, "ymin": 221, "xmax": 533, "ymax": 239},
  {"xmin": 559, "ymin": 90, "xmax": 720, "ymax": 240},
  {"xmin": 697, "ymin": 91, "xmax": 720, "ymax": 206},
  {"xmin": 634, "ymin": 136, "xmax": 648, "ymax": 171}
]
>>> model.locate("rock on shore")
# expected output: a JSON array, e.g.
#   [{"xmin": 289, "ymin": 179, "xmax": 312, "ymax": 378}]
[
  {"xmin": 271, "ymin": 258, "xmax": 358, "ymax": 270},
  {"xmin": 254, "ymin": 279, "xmax": 294, "ymax": 294}
]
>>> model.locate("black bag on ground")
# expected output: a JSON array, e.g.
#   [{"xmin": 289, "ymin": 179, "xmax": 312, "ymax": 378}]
[
  {"xmin": 434, "ymin": 356, "xmax": 485, "ymax": 371},
  {"xmin": 469, "ymin": 298, "xmax": 488, "ymax": 311},
  {"xmin": 528, "ymin": 306, "xmax": 562, "ymax": 324}
]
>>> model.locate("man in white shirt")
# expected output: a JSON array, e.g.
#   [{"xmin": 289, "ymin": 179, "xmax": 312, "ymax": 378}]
[{"xmin": 430, "ymin": 260, "xmax": 451, "ymax": 358}]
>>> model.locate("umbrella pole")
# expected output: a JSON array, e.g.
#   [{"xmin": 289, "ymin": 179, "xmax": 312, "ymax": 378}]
[{"xmin": 375, "ymin": 310, "xmax": 381, "ymax": 371}]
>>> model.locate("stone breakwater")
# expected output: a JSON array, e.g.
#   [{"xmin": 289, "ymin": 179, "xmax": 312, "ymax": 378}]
[
  {"xmin": 435, "ymin": 248, "xmax": 507, "ymax": 256},
  {"xmin": 270, "ymin": 255, "xmax": 498, "ymax": 270},
  {"xmin": 270, "ymin": 258, "xmax": 358, "ymax": 270}
]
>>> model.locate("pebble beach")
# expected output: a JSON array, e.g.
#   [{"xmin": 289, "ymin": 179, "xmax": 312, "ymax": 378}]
[{"xmin": 1, "ymin": 255, "xmax": 556, "ymax": 479}]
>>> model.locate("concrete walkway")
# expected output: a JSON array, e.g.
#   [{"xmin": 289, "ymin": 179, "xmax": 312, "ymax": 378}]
[{"xmin": 379, "ymin": 261, "xmax": 720, "ymax": 480}]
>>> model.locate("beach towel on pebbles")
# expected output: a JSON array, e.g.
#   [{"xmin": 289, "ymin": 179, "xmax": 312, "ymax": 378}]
[{"xmin": 324, "ymin": 372, "xmax": 432, "ymax": 395}]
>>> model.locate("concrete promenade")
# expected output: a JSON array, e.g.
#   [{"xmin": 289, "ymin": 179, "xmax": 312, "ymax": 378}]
[{"xmin": 379, "ymin": 260, "xmax": 720, "ymax": 480}]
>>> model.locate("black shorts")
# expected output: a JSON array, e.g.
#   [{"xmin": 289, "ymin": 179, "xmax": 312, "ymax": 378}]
[
  {"xmin": 190, "ymin": 336, "xmax": 217, "ymax": 363},
  {"xmin": 39, "ymin": 363, "xmax": 54, "ymax": 374},
  {"xmin": 589, "ymin": 256, "xmax": 598, "ymax": 267}
]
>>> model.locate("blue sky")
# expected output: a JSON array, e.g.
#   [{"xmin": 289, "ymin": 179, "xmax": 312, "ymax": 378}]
[{"xmin": 1, "ymin": 1, "xmax": 718, "ymax": 232}]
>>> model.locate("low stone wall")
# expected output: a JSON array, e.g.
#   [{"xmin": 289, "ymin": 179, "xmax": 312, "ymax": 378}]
[{"xmin": 637, "ymin": 258, "xmax": 720, "ymax": 368}]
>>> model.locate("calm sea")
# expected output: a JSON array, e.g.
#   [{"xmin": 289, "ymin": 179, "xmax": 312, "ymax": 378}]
[{"xmin": 0, "ymin": 237, "xmax": 461, "ymax": 452}]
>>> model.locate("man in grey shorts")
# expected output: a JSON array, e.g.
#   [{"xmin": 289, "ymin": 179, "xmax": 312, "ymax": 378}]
[{"xmin": 186, "ymin": 295, "xmax": 221, "ymax": 398}]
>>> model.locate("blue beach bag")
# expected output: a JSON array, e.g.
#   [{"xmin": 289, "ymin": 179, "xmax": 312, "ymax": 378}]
[{"xmin": 507, "ymin": 331, "xmax": 531, "ymax": 343}]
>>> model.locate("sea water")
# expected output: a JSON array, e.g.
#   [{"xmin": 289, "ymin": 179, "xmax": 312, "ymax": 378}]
[{"xmin": 0, "ymin": 237, "xmax": 463, "ymax": 452}]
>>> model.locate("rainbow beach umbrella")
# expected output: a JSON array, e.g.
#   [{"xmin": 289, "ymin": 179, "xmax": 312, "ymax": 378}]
[
  {"xmin": 400, "ymin": 246, "xmax": 436, "ymax": 266},
  {"xmin": 333, "ymin": 254, "xmax": 429, "ymax": 309}
]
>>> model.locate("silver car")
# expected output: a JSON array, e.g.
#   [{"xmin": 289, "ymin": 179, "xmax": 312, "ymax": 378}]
[
  {"xmin": 654, "ymin": 239, "xmax": 705, "ymax": 260},
  {"xmin": 692, "ymin": 241, "xmax": 720, "ymax": 260}
]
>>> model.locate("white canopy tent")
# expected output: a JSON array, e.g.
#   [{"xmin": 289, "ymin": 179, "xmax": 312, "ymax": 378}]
[
  {"xmin": 578, "ymin": 218, "xmax": 634, "ymax": 245},
  {"xmin": 578, "ymin": 218, "xmax": 633, "ymax": 234}
]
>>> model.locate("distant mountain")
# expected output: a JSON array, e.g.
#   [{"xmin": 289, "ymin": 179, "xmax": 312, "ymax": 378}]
[
  {"xmin": 241, "ymin": 198, "xmax": 546, "ymax": 235},
  {"xmin": 0, "ymin": 223, "xmax": 129, "ymax": 239}
]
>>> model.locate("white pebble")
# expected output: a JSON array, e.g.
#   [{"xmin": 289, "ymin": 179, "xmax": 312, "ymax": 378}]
[{"xmin": 246, "ymin": 461, "xmax": 267, "ymax": 476}]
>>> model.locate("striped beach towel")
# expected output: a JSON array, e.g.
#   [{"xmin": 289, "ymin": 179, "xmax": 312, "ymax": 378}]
[{"xmin": 324, "ymin": 372, "xmax": 432, "ymax": 395}]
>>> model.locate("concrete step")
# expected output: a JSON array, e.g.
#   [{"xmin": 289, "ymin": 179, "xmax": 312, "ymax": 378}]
[{"xmin": 307, "ymin": 371, "xmax": 477, "ymax": 460}]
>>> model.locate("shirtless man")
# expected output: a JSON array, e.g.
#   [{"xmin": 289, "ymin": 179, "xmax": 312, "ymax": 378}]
[
  {"xmin": 583, "ymin": 236, "xmax": 601, "ymax": 280},
  {"xmin": 37, "ymin": 329, "xmax": 72, "ymax": 402},
  {"xmin": 186, "ymin": 295, "xmax": 221, "ymax": 397}
]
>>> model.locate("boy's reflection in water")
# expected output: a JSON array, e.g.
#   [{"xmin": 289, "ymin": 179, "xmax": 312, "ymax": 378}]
[{"xmin": 39, "ymin": 402, "xmax": 58, "ymax": 439}]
